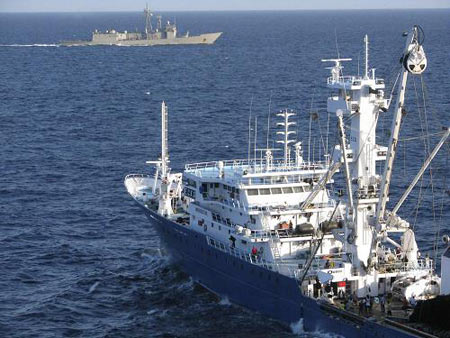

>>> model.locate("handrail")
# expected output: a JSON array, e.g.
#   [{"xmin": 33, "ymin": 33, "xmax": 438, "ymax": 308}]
[
  {"xmin": 327, "ymin": 75, "xmax": 385, "ymax": 86},
  {"xmin": 206, "ymin": 236, "xmax": 281, "ymax": 272},
  {"xmin": 206, "ymin": 235, "xmax": 302, "ymax": 278},
  {"xmin": 185, "ymin": 158, "xmax": 329, "ymax": 172},
  {"xmin": 125, "ymin": 173, "xmax": 152, "ymax": 180}
]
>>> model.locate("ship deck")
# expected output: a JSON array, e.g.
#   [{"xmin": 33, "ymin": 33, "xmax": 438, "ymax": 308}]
[{"xmin": 325, "ymin": 296, "xmax": 444, "ymax": 338}]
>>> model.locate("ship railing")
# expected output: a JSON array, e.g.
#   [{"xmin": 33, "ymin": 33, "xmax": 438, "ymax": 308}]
[
  {"xmin": 377, "ymin": 258, "xmax": 432, "ymax": 274},
  {"xmin": 248, "ymin": 228, "xmax": 310, "ymax": 240},
  {"xmin": 327, "ymin": 76, "xmax": 385, "ymax": 87},
  {"xmin": 206, "ymin": 236, "xmax": 302, "ymax": 276},
  {"xmin": 206, "ymin": 236, "xmax": 280, "ymax": 272},
  {"xmin": 327, "ymin": 76, "xmax": 356, "ymax": 86},
  {"xmin": 185, "ymin": 158, "xmax": 329, "ymax": 173},
  {"xmin": 125, "ymin": 173, "xmax": 152, "ymax": 180},
  {"xmin": 246, "ymin": 199, "xmax": 335, "ymax": 213},
  {"xmin": 239, "ymin": 171, "xmax": 327, "ymax": 186}
]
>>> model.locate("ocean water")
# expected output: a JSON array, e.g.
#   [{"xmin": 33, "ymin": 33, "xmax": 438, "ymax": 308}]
[{"xmin": 0, "ymin": 9, "xmax": 449, "ymax": 338}]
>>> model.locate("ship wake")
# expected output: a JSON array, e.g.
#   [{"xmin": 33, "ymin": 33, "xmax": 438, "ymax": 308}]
[{"xmin": 0, "ymin": 44, "xmax": 59, "ymax": 47}]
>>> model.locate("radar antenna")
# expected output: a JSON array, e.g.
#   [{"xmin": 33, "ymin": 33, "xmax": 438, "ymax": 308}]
[
  {"xmin": 321, "ymin": 58, "xmax": 352, "ymax": 84},
  {"xmin": 157, "ymin": 15, "xmax": 162, "ymax": 31},
  {"xmin": 276, "ymin": 109, "xmax": 296, "ymax": 167}
]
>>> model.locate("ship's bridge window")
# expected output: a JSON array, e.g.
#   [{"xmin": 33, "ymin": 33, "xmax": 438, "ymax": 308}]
[
  {"xmin": 282, "ymin": 187, "xmax": 294, "ymax": 194},
  {"xmin": 271, "ymin": 187, "xmax": 282, "ymax": 194},
  {"xmin": 260, "ymin": 188, "xmax": 270, "ymax": 195},
  {"xmin": 247, "ymin": 189, "xmax": 259, "ymax": 196},
  {"xmin": 293, "ymin": 186, "xmax": 304, "ymax": 193},
  {"xmin": 304, "ymin": 185, "xmax": 312, "ymax": 192},
  {"xmin": 184, "ymin": 178, "xmax": 197, "ymax": 187}
]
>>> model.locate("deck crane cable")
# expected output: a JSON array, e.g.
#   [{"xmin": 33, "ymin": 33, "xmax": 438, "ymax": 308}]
[
  {"xmin": 247, "ymin": 96, "xmax": 254, "ymax": 165},
  {"xmin": 406, "ymin": 76, "xmax": 432, "ymax": 233},
  {"xmin": 417, "ymin": 66, "xmax": 449, "ymax": 264},
  {"xmin": 417, "ymin": 76, "xmax": 438, "ymax": 253},
  {"xmin": 411, "ymin": 72, "xmax": 446, "ymax": 266},
  {"xmin": 434, "ymin": 144, "xmax": 449, "ymax": 268},
  {"xmin": 266, "ymin": 91, "xmax": 273, "ymax": 150},
  {"xmin": 307, "ymin": 86, "xmax": 317, "ymax": 162},
  {"xmin": 409, "ymin": 76, "xmax": 428, "ymax": 230},
  {"xmin": 412, "ymin": 173, "xmax": 425, "ymax": 231}
]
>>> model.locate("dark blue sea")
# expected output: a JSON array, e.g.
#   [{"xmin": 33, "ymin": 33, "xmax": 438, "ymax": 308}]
[{"xmin": 0, "ymin": 9, "xmax": 449, "ymax": 338}]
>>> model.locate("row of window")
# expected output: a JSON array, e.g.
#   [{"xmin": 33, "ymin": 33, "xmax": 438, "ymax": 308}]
[
  {"xmin": 184, "ymin": 187, "xmax": 196, "ymax": 198},
  {"xmin": 212, "ymin": 213, "xmax": 233, "ymax": 227},
  {"xmin": 202, "ymin": 182, "xmax": 240, "ymax": 194},
  {"xmin": 247, "ymin": 185, "xmax": 312, "ymax": 196},
  {"xmin": 184, "ymin": 178, "xmax": 197, "ymax": 188}
]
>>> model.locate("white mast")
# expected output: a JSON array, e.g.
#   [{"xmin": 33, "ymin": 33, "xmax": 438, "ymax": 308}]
[
  {"xmin": 161, "ymin": 101, "xmax": 169, "ymax": 178},
  {"xmin": 325, "ymin": 42, "xmax": 386, "ymax": 291},
  {"xmin": 146, "ymin": 101, "xmax": 170, "ymax": 175},
  {"xmin": 364, "ymin": 35, "xmax": 369, "ymax": 78}
]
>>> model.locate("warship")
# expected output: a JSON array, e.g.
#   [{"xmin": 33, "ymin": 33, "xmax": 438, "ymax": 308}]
[
  {"xmin": 61, "ymin": 5, "xmax": 222, "ymax": 46},
  {"xmin": 125, "ymin": 26, "xmax": 449, "ymax": 337}
]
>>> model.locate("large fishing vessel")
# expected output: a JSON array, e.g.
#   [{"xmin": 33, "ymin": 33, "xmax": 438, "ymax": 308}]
[
  {"xmin": 125, "ymin": 26, "xmax": 449, "ymax": 337},
  {"xmin": 61, "ymin": 4, "xmax": 222, "ymax": 46}
]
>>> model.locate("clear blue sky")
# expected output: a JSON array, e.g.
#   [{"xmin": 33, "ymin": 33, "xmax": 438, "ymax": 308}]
[{"xmin": 1, "ymin": 0, "xmax": 449, "ymax": 12}]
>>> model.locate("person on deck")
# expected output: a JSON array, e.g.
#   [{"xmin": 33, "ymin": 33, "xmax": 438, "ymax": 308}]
[
  {"xmin": 380, "ymin": 294, "xmax": 386, "ymax": 313},
  {"xmin": 359, "ymin": 298, "xmax": 364, "ymax": 316},
  {"xmin": 402, "ymin": 297, "xmax": 409, "ymax": 316},
  {"xmin": 387, "ymin": 297, "xmax": 392, "ymax": 316},
  {"xmin": 251, "ymin": 246, "xmax": 258, "ymax": 261},
  {"xmin": 365, "ymin": 295, "xmax": 371, "ymax": 316},
  {"xmin": 409, "ymin": 294, "xmax": 417, "ymax": 308}
]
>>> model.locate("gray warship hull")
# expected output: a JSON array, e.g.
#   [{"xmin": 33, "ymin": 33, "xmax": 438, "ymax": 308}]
[{"xmin": 61, "ymin": 32, "xmax": 222, "ymax": 46}]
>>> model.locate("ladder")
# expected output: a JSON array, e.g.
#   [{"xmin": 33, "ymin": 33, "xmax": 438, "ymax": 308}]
[{"xmin": 269, "ymin": 230, "xmax": 283, "ymax": 272}]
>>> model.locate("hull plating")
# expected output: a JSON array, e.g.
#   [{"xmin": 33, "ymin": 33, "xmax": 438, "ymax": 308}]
[{"xmin": 139, "ymin": 205, "xmax": 422, "ymax": 338}]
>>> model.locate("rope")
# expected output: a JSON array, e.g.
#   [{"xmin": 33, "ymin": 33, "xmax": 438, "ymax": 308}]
[{"xmin": 434, "ymin": 144, "xmax": 449, "ymax": 268}]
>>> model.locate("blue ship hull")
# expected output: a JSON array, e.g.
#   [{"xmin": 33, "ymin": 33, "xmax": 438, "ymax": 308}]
[{"xmin": 141, "ymin": 206, "xmax": 424, "ymax": 338}]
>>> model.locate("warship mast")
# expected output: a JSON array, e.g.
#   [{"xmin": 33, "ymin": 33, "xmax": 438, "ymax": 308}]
[{"xmin": 144, "ymin": 3, "xmax": 153, "ymax": 38}]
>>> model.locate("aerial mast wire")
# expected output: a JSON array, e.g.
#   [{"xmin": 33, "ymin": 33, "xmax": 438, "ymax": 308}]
[
  {"xmin": 254, "ymin": 116, "xmax": 258, "ymax": 167},
  {"xmin": 266, "ymin": 91, "xmax": 273, "ymax": 150},
  {"xmin": 247, "ymin": 96, "xmax": 254, "ymax": 166},
  {"xmin": 364, "ymin": 34, "xmax": 369, "ymax": 78}
]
